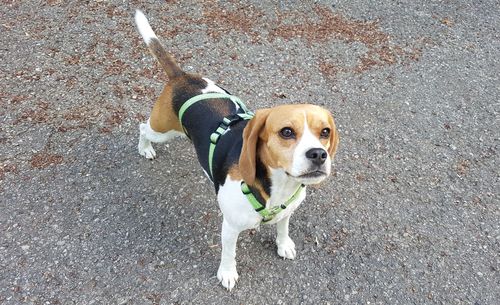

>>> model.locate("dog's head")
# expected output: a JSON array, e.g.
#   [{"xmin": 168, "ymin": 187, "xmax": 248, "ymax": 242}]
[{"xmin": 239, "ymin": 104, "xmax": 339, "ymax": 186}]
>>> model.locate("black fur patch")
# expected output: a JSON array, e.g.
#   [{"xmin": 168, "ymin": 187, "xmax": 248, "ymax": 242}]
[{"xmin": 171, "ymin": 75, "xmax": 257, "ymax": 193}]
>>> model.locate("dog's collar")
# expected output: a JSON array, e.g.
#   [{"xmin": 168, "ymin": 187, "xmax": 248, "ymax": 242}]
[
  {"xmin": 178, "ymin": 92, "xmax": 254, "ymax": 180},
  {"xmin": 241, "ymin": 182, "xmax": 305, "ymax": 223}
]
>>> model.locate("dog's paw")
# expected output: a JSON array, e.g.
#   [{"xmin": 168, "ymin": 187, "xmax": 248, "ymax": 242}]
[
  {"xmin": 138, "ymin": 143, "xmax": 156, "ymax": 159},
  {"xmin": 217, "ymin": 268, "xmax": 239, "ymax": 291},
  {"xmin": 277, "ymin": 237, "xmax": 296, "ymax": 260}
]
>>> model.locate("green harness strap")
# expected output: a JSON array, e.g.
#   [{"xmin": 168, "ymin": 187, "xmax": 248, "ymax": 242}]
[
  {"xmin": 178, "ymin": 92, "xmax": 254, "ymax": 180},
  {"xmin": 178, "ymin": 93, "xmax": 252, "ymax": 125},
  {"xmin": 241, "ymin": 182, "xmax": 305, "ymax": 223},
  {"xmin": 178, "ymin": 92, "xmax": 303, "ymax": 223}
]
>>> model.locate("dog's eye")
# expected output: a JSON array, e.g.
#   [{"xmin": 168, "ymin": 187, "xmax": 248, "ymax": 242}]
[
  {"xmin": 279, "ymin": 127, "xmax": 295, "ymax": 139},
  {"xmin": 320, "ymin": 128, "xmax": 330, "ymax": 138}
]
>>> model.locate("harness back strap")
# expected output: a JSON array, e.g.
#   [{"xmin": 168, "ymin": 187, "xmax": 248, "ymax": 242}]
[
  {"xmin": 241, "ymin": 182, "xmax": 305, "ymax": 223},
  {"xmin": 178, "ymin": 93, "xmax": 252, "ymax": 126}
]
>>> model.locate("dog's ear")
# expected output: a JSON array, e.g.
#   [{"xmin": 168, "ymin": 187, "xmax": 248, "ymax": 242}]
[
  {"xmin": 327, "ymin": 113, "xmax": 340, "ymax": 158},
  {"xmin": 239, "ymin": 109, "xmax": 271, "ymax": 185}
]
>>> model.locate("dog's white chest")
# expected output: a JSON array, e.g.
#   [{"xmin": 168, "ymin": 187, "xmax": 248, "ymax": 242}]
[{"xmin": 217, "ymin": 174, "xmax": 307, "ymax": 230}]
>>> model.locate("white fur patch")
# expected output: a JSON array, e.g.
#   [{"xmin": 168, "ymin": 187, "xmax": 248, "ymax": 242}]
[
  {"xmin": 290, "ymin": 113, "xmax": 329, "ymax": 178},
  {"xmin": 276, "ymin": 235, "xmax": 296, "ymax": 259},
  {"xmin": 201, "ymin": 78, "xmax": 241, "ymax": 111},
  {"xmin": 267, "ymin": 168, "xmax": 307, "ymax": 224},
  {"xmin": 217, "ymin": 220, "xmax": 240, "ymax": 291},
  {"xmin": 218, "ymin": 177, "xmax": 261, "ymax": 230},
  {"xmin": 138, "ymin": 119, "xmax": 185, "ymax": 159},
  {"xmin": 141, "ymin": 120, "xmax": 184, "ymax": 142},
  {"xmin": 216, "ymin": 177, "xmax": 260, "ymax": 290},
  {"xmin": 135, "ymin": 10, "xmax": 157, "ymax": 45},
  {"xmin": 201, "ymin": 78, "xmax": 227, "ymax": 94}
]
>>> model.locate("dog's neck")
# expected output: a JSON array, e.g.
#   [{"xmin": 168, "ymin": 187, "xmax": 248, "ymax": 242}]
[
  {"xmin": 252, "ymin": 158, "xmax": 302, "ymax": 207},
  {"xmin": 268, "ymin": 168, "xmax": 302, "ymax": 207}
]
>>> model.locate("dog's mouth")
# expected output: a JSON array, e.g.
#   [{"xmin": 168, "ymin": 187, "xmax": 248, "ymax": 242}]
[
  {"xmin": 297, "ymin": 170, "xmax": 327, "ymax": 179},
  {"xmin": 286, "ymin": 170, "xmax": 328, "ymax": 180}
]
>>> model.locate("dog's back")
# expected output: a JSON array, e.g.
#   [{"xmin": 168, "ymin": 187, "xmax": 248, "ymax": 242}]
[{"xmin": 135, "ymin": 11, "xmax": 250, "ymax": 190}]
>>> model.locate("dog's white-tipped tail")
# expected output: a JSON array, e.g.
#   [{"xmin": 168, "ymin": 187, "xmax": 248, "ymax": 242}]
[
  {"xmin": 134, "ymin": 10, "xmax": 184, "ymax": 79},
  {"xmin": 135, "ymin": 10, "xmax": 157, "ymax": 44}
]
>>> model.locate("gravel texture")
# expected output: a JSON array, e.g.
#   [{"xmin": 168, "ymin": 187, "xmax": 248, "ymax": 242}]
[{"xmin": 1, "ymin": 0, "xmax": 499, "ymax": 304}]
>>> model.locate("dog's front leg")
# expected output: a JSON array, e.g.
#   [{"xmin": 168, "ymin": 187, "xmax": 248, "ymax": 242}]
[
  {"xmin": 217, "ymin": 219, "xmax": 241, "ymax": 290},
  {"xmin": 276, "ymin": 215, "xmax": 296, "ymax": 259}
]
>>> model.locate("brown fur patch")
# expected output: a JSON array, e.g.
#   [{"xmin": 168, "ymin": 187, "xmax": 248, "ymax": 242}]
[
  {"xmin": 239, "ymin": 109, "xmax": 271, "ymax": 185},
  {"xmin": 149, "ymin": 82, "xmax": 183, "ymax": 133},
  {"xmin": 228, "ymin": 164, "xmax": 270, "ymax": 202},
  {"xmin": 227, "ymin": 164, "xmax": 242, "ymax": 180},
  {"xmin": 148, "ymin": 39, "xmax": 184, "ymax": 79},
  {"xmin": 258, "ymin": 107, "xmax": 305, "ymax": 171},
  {"xmin": 253, "ymin": 181, "xmax": 270, "ymax": 202}
]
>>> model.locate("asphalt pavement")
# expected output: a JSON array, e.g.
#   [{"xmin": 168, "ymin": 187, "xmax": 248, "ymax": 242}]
[{"xmin": 1, "ymin": 0, "xmax": 499, "ymax": 304}]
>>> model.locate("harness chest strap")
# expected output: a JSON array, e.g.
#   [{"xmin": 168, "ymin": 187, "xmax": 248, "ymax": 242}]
[{"xmin": 241, "ymin": 182, "xmax": 305, "ymax": 223}]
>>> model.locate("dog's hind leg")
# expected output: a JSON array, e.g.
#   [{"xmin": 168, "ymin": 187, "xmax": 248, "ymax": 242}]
[
  {"xmin": 138, "ymin": 121, "xmax": 184, "ymax": 159},
  {"xmin": 138, "ymin": 85, "xmax": 185, "ymax": 159}
]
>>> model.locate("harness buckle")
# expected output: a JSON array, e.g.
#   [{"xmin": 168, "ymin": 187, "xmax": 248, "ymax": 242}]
[
  {"xmin": 223, "ymin": 114, "xmax": 244, "ymax": 126},
  {"xmin": 210, "ymin": 124, "xmax": 230, "ymax": 144},
  {"xmin": 210, "ymin": 132, "xmax": 221, "ymax": 144},
  {"xmin": 259, "ymin": 206, "xmax": 282, "ymax": 223},
  {"xmin": 269, "ymin": 206, "xmax": 282, "ymax": 215},
  {"xmin": 262, "ymin": 216, "xmax": 273, "ymax": 223}
]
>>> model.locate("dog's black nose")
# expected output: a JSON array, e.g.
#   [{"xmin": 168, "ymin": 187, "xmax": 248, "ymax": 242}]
[{"xmin": 305, "ymin": 148, "xmax": 328, "ymax": 166}]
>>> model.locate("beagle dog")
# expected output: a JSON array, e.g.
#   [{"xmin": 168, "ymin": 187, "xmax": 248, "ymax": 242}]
[{"xmin": 134, "ymin": 11, "xmax": 339, "ymax": 290}]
